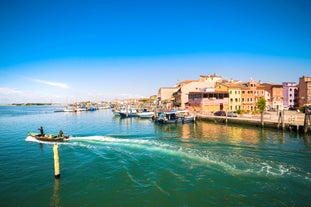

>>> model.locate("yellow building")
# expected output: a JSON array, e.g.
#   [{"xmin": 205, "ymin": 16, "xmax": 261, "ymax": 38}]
[{"xmin": 224, "ymin": 83, "xmax": 242, "ymax": 112}]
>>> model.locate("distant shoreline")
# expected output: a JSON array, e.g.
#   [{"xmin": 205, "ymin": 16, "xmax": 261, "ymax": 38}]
[{"xmin": 0, "ymin": 103, "xmax": 59, "ymax": 106}]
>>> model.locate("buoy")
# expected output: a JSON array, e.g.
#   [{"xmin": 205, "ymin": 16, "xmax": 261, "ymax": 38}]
[{"xmin": 53, "ymin": 144, "xmax": 60, "ymax": 179}]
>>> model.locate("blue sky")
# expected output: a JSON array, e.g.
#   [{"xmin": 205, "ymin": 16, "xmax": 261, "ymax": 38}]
[{"xmin": 0, "ymin": 0, "xmax": 310, "ymax": 103}]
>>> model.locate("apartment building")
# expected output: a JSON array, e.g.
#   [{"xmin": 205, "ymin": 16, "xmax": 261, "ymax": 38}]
[
  {"xmin": 261, "ymin": 83, "xmax": 283, "ymax": 110},
  {"xmin": 157, "ymin": 87, "xmax": 178, "ymax": 108},
  {"xmin": 282, "ymin": 82, "xmax": 298, "ymax": 108},
  {"xmin": 224, "ymin": 83, "xmax": 242, "ymax": 111},
  {"xmin": 173, "ymin": 74, "xmax": 223, "ymax": 108},
  {"xmin": 240, "ymin": 80, "xmax": 267, "ymax": 112},
  {"xmin": 188, "ymin": 83, "xmax": 229, "ymax": 113}
]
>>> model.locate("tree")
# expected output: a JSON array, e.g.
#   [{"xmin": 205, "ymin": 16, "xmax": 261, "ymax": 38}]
[{"xmin": 256, "ymin": 97, "xmax": 266, "ymax": 127}]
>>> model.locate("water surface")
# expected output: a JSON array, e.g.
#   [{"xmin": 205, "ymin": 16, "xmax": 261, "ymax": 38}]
[{"xmin": 0, "ymin": 106, "xmax": 310, "ymax": 206}]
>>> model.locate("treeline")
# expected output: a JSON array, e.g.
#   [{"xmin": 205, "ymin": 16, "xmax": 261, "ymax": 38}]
[{"xmin": 11, "ymin": 103, "xmax": 53, "ymax": 106}]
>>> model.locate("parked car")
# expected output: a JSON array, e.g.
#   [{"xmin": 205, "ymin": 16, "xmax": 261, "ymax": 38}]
[
  {"xmin": 227, "ymin": 111, "xmax": 238, "ymax": 117},
  {"xmin": 214, "ymin": 111, "xmax": 226, "ymax": 116}
]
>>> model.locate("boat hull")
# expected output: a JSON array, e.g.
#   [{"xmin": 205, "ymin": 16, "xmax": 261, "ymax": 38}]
[
  {"xmin": 28, "ymin": 132, "xmax": 67, "ymax": 142},
  {"xmin": 119, "ymin": 112, "xmax": 138, "ymax": 118},
  {"xmin": 137, "ymin": 112, "xmax": 154, "ymax": 118},
  {"xmin": 155, "ymin": 116, "xmax": 195, "ymax": 124}
]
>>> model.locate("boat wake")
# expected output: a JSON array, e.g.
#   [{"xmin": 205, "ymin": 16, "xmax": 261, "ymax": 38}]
[{"xmin": 33, "ymin": 135, "xmax": 310, "ymax": 181}]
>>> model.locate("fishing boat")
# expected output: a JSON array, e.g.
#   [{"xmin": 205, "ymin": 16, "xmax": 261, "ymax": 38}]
[
  {"xmin": 27, "ymin": 132, "xmax": 69, "ymax": 142},
  {"xmin": 154, "ymin": 110, "xmax": 196, "ymax": 124}
]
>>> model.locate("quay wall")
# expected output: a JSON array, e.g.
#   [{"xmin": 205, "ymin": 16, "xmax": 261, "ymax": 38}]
[{"xmin": 196, "ymin": 111, "xmax": 307, "ymax": 132}]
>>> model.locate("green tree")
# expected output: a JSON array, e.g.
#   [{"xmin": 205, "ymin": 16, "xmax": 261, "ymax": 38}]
[{"xmin": 256, "ymin": 97, "xmax": 266, "ymax": 127}]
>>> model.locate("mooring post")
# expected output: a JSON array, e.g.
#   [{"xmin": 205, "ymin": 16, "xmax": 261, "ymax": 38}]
[
  {"xmin": 277, "ymin": 111, "xmax": 282, "ymax": 129},
  {"xmin": 304, "ymin": 108, "xmax": 311, "ymax": 133},
  {"xmin": 281, "ymin": 110, "xmax": 285, "ymax": 130},
  {"xmin": 53, "ymin": 144, "xmax": 60, "ymax": 179}
]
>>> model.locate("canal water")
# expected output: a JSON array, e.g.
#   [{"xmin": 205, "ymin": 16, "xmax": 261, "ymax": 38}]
[{"xmin": 0, "ymin": 106, "xmax": 310, "ymax": 207}]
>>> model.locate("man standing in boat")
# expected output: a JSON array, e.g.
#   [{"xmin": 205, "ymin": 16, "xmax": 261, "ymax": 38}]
[{"xmin": 38, "ymin": 126, "xmax": 44, "ymax": 136}]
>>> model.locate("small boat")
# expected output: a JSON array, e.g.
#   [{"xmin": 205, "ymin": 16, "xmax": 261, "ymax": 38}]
[
  {"xmin": 154, "ymin": 110, "xmax": 196, "ymax": 124},
  {"xmin": 119, "ymin": 108, "xmax": 138, "ymax": 118},
  {"xmin": 137, "ymin": 109, "xmax": 154, "ymax": 118},
  {"xmin": 112, "ymin": 106, "xmax": 127, "ymax": 116},
  {"xmin": 28, "ymin": 132, "xmax": 69, "ymax": 142}
]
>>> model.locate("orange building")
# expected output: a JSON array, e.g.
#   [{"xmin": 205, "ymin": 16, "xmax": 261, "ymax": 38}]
[{"xmin": 240, "ymin": 80, "xmax": 266, "ymax": 112}]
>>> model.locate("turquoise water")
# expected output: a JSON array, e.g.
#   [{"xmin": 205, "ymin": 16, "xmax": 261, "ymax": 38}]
[{"xmin": 1, "ymin": 106, "xmax": 311, "ymax": 207}]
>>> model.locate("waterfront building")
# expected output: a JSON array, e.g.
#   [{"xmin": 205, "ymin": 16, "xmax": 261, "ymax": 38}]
[
  {"xmin": 261, "ymin": 83, "xmax": 283, "ymax": 110},
  {"xmin": 172, "ymin": 74, "xmax": 223, "ymax": 108},
  {"xmin": 298, "ymin": 76, "xmax": 311, "ymax": 107},
  {"xmin": 157, "ymin": 87, "xmax": 178, "ymax": 108},
  {"xmin": 223, "ymin": 82, "xmax": 242, "ymax": 112},
  {"xmin": 282, "ymin": 82, "xmax": 298, "ymax": 108},
  {"xmin": 240, "ymin": 80, "xmax": 267, "ymax": 112},
  {"xmin": 187, "ymin": 83, "xmax": 229, "ymax": 113}
]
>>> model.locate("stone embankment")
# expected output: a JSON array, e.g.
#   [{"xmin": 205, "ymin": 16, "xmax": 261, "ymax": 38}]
[{"xmin": 196, "ymin": 110, "xmax": 309, "ymax": 133}]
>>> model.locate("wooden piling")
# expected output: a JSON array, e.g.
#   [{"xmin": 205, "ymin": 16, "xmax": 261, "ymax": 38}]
[
  {"xmin": 53, "ymin": 144, "xmax": 60, "ymax": 179},
  {"xmin": 304, "ymin": 108, "xmax": 311, "ymax": 133},
  {"xmin": 281, "ymin": 110, "xmax": 285, "ymax": 130}
]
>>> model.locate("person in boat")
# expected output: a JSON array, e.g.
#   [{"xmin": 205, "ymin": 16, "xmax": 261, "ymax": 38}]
[
  {"xmin": 58, "ymin": 130, "xmax": 64, "ymax": 138},
  {"xmin": 38, "ymin": 126, "xmax": 44, "ymax": 136},
  {"xmin": 58, "ymin": 130, "xmax": 69, "ymax": 139}
]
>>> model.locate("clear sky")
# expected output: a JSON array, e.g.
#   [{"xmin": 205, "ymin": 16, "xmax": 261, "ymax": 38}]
[{"xmin": 0, "ymin": 0, "xmax": 310, "ymax": 104}]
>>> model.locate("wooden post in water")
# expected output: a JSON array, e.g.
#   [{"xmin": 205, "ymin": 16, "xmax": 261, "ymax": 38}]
[
  {"xmin": 304, "ymin": 108, "xmax": 311, "ymax": 133},
  {"xmin": 53, "ymin": 144, "xmax": 60, "ymax": 179},
  {"xmin": 281, "ymin": 110, "xmax": 285, "ymax": 130},
  {"xmin": 277, "ymin": 111, "xmax": 281, "ymax": 129}
]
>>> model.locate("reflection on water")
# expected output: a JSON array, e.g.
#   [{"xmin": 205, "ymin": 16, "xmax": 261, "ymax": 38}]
[
  {"xmin": 156, "ymin": 121, "xmax": 311, "ymax": 148},
  {"xmin": 50, "ymin": 179, "xmax": 61, "ymax": 207}
]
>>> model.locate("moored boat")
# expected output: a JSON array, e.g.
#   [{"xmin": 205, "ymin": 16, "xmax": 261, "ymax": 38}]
[
  {"xmin": 137, "ymin": 109, "xmax": 154, "ymax": 118},
  {"xmin": 154, "ymin": 110, "xmax": 196, "ymax": 124},
  {"xmin": 119, "ymin": 108, "xmax": 138, "ymax": 118},
  {"xmin": 137, "ymin": 111, "xmax": 154, "ymax": 118}
]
